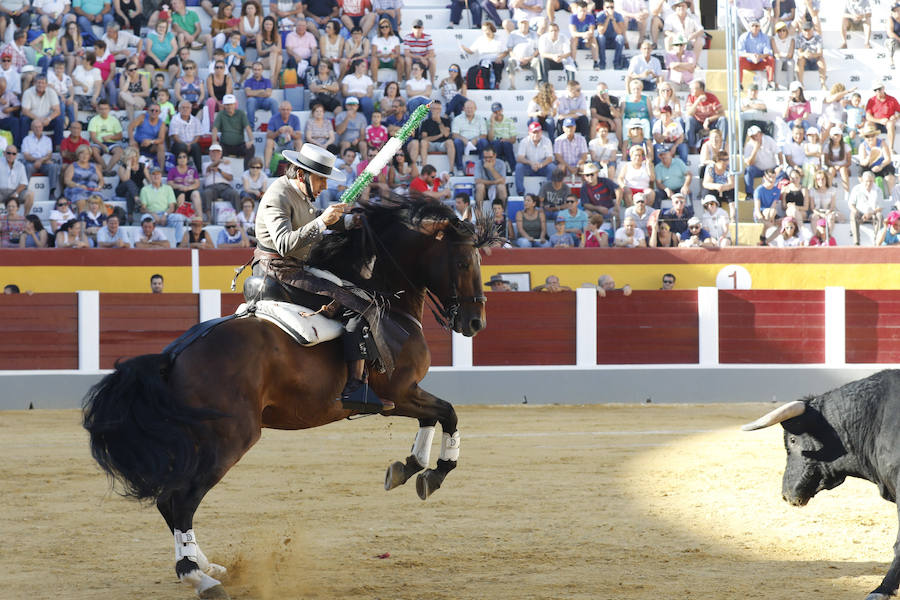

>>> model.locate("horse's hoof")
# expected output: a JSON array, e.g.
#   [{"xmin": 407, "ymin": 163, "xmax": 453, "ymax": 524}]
[
  {"xmin": 385, "ymin": 461, "xmax": 407, "ymax": 491},
  {"xmin": 866, "ymin": 594, "xmax": 891, "ymax": 600},
  {"xmin": 416, "ymin": 469, "xmax": 442, "ymax": 501},
  {"xmin": 199, "ymin": 584, "xmax": 230, "ymax": 599},
  {"xmin": 205, "ymin": 563, "xmax": 227, "ymax": 579}
]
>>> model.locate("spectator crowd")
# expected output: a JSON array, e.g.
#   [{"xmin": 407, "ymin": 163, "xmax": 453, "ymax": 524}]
[{"xmin": 2, "ymin": 0, "xmax": 900, "ymax": 249}]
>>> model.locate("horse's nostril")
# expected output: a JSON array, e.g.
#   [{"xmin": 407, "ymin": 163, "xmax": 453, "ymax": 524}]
[{"xmin": 470, "ymin": 319, "xmax": 483, "ymax": 333}]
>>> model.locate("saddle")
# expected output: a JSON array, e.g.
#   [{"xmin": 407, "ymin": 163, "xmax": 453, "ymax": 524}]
[{"xmin": 240, "ymin": 275, "xmax": 344, "ymax": 346}]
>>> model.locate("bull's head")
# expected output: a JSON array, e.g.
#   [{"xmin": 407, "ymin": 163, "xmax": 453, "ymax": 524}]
[{"xmin": 743, "ymin": 400, "xmax": 848, "ymax": 507}]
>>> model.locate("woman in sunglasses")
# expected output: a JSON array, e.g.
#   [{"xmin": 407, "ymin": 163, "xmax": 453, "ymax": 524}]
[{"xmin": 119, "ymin": 60, "xmax": 151, "ymax": 122}]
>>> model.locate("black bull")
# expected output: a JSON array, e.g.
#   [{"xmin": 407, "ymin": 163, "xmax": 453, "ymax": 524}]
[{"xmin": 743, "ymin": 369, "xmax": 900, "ymax": 600}]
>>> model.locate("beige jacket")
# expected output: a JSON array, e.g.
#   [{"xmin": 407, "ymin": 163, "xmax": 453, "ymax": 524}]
[{"xmin": 254, "ymin": 175, "xmax": 326, "ymax": 260}]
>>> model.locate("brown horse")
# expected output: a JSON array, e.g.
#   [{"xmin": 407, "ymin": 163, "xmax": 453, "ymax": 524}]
[{"xmin": 83, "ymin": 199, "xmax": 494, "ymax": 599}]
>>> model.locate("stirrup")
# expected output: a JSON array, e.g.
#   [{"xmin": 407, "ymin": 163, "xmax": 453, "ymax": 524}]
[{"xmin": 340, "ymin": 380, "xmax": 394, "ymax": 414}]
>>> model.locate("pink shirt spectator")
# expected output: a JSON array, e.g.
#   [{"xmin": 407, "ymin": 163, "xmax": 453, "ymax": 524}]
[
  {"xmin": 365, "ymin": 124, "xmax": 388, "ymax": 149},
  {"xmin": 285, "ymin": 31, "xmax": 318, "ymax": 60}
]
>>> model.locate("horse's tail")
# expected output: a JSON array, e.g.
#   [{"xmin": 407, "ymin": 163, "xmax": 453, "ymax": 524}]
[{"xmin": 82, "ymin": 353, "xmax": 222, "ymax": 502}]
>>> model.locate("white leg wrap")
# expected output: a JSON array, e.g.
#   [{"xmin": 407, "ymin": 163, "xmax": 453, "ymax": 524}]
[
  {"xmin": 439, "ymin": 431, "xmax": 460, "ymax": 462},
  {"xmin": 180, "ymin": 569, "xmax": 222, "ymax": 594},
  {"xmin": 411, "ymin": 426, "xmax": 435, "ymax": 468},
  {"xmin": 174, "ymin": 529, "xmax": 200, "ymax": 564}
]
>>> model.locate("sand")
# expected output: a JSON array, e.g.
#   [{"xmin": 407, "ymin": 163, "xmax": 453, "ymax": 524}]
[{"xmin": 1, "ymin": 404, "xmax": 895, "ymax": 600}]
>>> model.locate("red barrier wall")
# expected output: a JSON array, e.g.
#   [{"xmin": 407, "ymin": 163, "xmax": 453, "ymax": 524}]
[
  {"xmin": 846, "ymin": 290, "xmax": 900, "ymax": 363},
  {"xmin": 0, "ymin": 294, "xmax": 78, "ymax": 369},
  {"xmin": 718, "ymin": 290, "xmax": 825, "ymax": 364},
  {"xmin": 99, "ymin": 294, "xmax": 199, "ymax": 368},
  {"xmin": 597, "ymin": 291, "xmax": 699, "ymax": 364},
  {"xmin": 473, "ymin": 292, "xmax": 576, "ymax": 365}
]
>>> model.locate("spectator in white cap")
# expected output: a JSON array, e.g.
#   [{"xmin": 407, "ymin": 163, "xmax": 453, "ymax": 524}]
[
  {"xmin": 201, "ymin": 144, "xmax": 241, "ymax": 214},
  {"xmin": 211, "ymin": 93, "xmax": 255, "ymax": 169},
  {"xmin": 679, "ymin": 215, "xmax": 713, "ymax": 247},
  {"xmin": 865, "ymin": 82, "xmax": 900, "ymax": 152},
  {"xmin": 623, "ymin": 191, "xmax": 655, "ymax": 233},
  {"xmin": 784, "ymin": 80, "xmax": 812, "ymax": 132},
  {"xmin": 743, "ymin": 124, "xmax": 781, "ymax": 199},
  {"xmin": 335, "ymin": 96, "xmax": 368, "ymax": 156},
  {"xmin": 823, "ymin": 125, "xmax": 852, "ymax": 192},
  {"xmin": 737, "ymin": 18, "xmax": 774, "ymax": 89}
]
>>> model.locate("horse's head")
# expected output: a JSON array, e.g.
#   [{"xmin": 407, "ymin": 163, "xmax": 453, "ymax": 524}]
[{"xmin": 415, "ymin": 216, "xmax": 487, "ymax": 336}]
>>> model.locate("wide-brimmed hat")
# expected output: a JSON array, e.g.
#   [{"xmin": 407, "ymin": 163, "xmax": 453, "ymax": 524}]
[
  {"xmin": 282, "ymin": 144, "xmax": 346, "ymax": 182},
  {"xmin": 581, "ymin": 162, "xmax": 600, "ymax": 175},
  {"xmin": 860, "ymin": 123, "xmax": 881, "ymax": 138},
  {"xmin": 486, "ymin": 274, "xmax": 510, "ymax": 286}
]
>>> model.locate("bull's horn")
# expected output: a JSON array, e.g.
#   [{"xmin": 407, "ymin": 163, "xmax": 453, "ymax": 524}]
[{"xmin": 741, "ymin": 400, "xmax": 807, "ymax": 431}]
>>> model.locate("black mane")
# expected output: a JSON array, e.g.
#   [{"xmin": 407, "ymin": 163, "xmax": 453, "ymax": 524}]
[{"xmin": 308, "ymin": 196, "xmax": 500, "ymax": 276}]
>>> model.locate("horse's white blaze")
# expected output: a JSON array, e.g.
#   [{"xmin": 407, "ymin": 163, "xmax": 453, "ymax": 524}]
[
  {"xmin": 440, "ymin": 431, "xmax": 460, "ymax": 462},
  {"xmin": 411, "ymin": 426, "xmax": 436, "ymax": 468}
]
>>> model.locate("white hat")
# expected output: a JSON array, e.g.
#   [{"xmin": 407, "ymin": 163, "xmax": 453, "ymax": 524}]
[
  {"xmin": 282, "ymin": 144, "xmax": 346, "ymax": 182},
  {"xmin": 687, "ymin": 216, "xmax": 702, "ymax": 227},
  {"xmin": 747, "ymin": 125, "xmax": 761, "ymax": 136},
  {"xmin": 703, "ymin": 194, "xmax": 720, "ymax": 205},
  {"xmin": 223, "ymin": 94, "xmax": 237, "ymax": 105},
  {"xmin": 829, "ymin": 126, "xmax": 843, "ymax": 136},
  {"xmin": 209, "ymin": 143, "xmax": 222, "ymax": 151},
  {"xmin": 789, "ymin": 81, "xmax": 803, "ymax": 92},
  {"xmin": 806, "ymin": 126, "xmax": 819, "ymax": 136}
]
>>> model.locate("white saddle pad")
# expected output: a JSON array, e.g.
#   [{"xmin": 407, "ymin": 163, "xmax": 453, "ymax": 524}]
[{"xmin": 236, "ymin": 301, "xmax": 344, "ymax": 346}]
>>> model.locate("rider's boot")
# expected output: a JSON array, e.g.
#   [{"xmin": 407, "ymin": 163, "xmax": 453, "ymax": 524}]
[{"xmin": 339, "ymin": 359, "xmax": 394, "ymax": 413}]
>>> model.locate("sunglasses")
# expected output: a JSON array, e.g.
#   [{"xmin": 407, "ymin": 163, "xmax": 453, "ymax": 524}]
[
  {"xmin": 177, "ymin": 154, "xmax": 187, "ymax": 158},
  {"xmin": 250, "ymin": 165, "xmax": 262, "ymax": 169},
  {"xmin": 57, "ymin": 202, "xmax": 68, "ymax": 206},
  {"xmin": 127, "ymin": 67, "xmax": 137, "ymax": 72},
  {"xmin": 689, "ymin": 225, "xmax": 701, "ymax": 229},
  {"xmin": 449, "ymin": 67, "xmax": 458, "ymax": 72},
  {"xmin": 215, "ymin": 64, "xmax": 225, "ymax": 69},
  {"xmin": 380, "ymin": 25, "xmax": 390, "ymax": 28},
  {"xmin": 226, "ymin": 225, "xmax": 238, "ymax": 229},
  {"xmin": 185, "ymin": 66, "xmax": 195, "ymax": 70},
  {"xmin": 5, "ymin": 150, "xmax": 16, "ymax": 155},
  {"xmin": 663, "ymin": 279, "xmax": 674, "ymax": 284},
  {"xmin": 0, "ymin": 58, "xmax": 9, "ymax": 62},
  {"xmin": 149, "ymin": 108, "xmax": 160, "ymax": 112}
]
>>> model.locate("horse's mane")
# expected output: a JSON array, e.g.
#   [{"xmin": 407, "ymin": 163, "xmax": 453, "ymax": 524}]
[{"xmin": 309, "ymin": 195, "xmax": 501, "ymax": 274}]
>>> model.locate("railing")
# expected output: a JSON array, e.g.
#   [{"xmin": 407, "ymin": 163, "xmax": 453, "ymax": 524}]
[{"xmin": 4, "ymin": 288, "xmax": 900, "ymax": 372}]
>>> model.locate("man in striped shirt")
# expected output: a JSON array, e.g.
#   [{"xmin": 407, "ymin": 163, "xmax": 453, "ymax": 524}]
[{"xmin": 402, "ymin": 19, "xmax": 435, "ymax": 79}]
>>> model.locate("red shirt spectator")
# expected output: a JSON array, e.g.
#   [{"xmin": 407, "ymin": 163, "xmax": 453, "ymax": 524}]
[
  {"xmin": 61, "ymin": 131, "xmax": 90, "ymax": 164},
  {"xmin": 866, "ymin": 90, "xmax": 900, "ymax": 121},
  {"xmin": 687, "ymin": 90, "xmax": 722, "ymax": 123},
  {"xmin": 410, "ymin": 175, "xmax": 439, "ymax": 193},
  {"xmin": 340, "ymin": 0, "xmax": 371, "ymax": 18}
]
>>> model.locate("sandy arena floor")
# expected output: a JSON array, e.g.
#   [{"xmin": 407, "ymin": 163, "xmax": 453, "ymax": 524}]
[{"xmin": 1, "ymin": 404, "xmax": 896, "ymax": 600}]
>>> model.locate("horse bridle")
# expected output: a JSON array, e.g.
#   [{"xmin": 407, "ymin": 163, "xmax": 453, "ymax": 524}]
[{"xmin": 361, "ymin": 215, "xmax": 485, "ymax": 332}]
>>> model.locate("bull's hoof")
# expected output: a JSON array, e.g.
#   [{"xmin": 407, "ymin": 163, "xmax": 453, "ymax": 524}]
[
  {"xmin": 415, "ymin": 469, "xmax": 443, "ymax": 500},
  {"xmin": 199, "ymin": 584, "xmax": 230, "ymax": 599},
  {"xmin": 385, "ymin": 461, "xmax": 408, "ymax": 491}
]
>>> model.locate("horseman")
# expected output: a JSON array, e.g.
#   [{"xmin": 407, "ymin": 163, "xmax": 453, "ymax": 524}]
[{"xmin": 253, "ymin": 143, "xmax": 393, "ymax": 414}]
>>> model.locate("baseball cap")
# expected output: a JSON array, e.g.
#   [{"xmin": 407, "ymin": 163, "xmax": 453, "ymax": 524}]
[
  {"xmin": 806, "ymin": 127, "xmax": 819, "ymax": 136},
  {"xmin": 703, "ymin": 194, "xmax": 720, "ymax": 206},
  {"xmin": 413, "ymin": 18, "xmax": 423, "ymax": 27},
  {"xmin": 774, "ymin": 21, "xmax": 787, "ymax": 31},
  {"xmin": 491, "ymin": 102, "xmax": 502, "ymax": 112},
  {"xmin": 209, "ymin": 143, "xmax": 223, "ymax": 151},
  {"xmin": 628, "ymin": 119, "xmax": 643, "ymax": 130},
  {"xmin": 789, "ymin": 81, "xmax": 803, "ymax": 92},
  {"xmin": 346, "ymin": 96, "xmax": 359, "ymax": 104},
  {"xmin": 223, "ymin": 94, "xmax": 237, "ymax": 105},
  {"xmin": 687, "ymin": 216, "xmax": 701, "ymax": 227},
  {"xmin": 633, "ymin": 192, "xmax": 645, "ymax": 203},
  {"xmin": 149, "ymin": 165, "xmax": 162, "ymax": 174},
  {"xmin": 887, "ymin": 211, "xmax": 900, "ymax": 225},
  {"xmin": 874, "ymin": 82, "xmax": 886, "ymax": 92},
  {"xmin": 747, "ymin": 125, "xmax": 761, "ymax": 136},
  {"xmin": 830, "ymin": 126, "xmax": 843, "ymax": 136},
  {"xmin": 528, "ymin": 121, "xmax": 542, "ymax": 132},
  {"xmin": 563, "ymin": 117, "xmax": 576, "ymax": 127}
]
